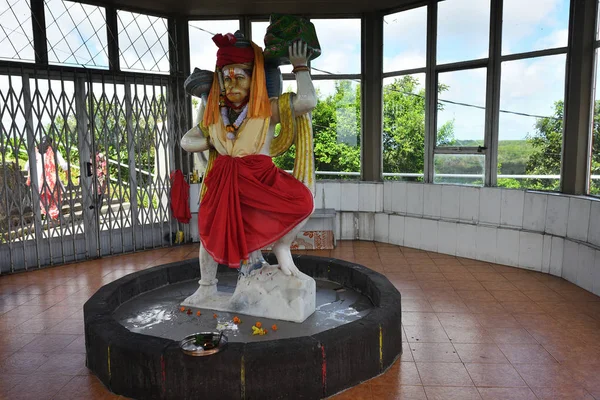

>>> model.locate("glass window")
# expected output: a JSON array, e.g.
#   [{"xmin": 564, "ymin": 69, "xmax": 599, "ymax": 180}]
[
  {"xmin": 118, "ymin": 11, "xmax": 169, "ymax": 73},
  {"xmin": 437, "ymin": 0, "xmax": 490, "ymax": 64},
  {"xmin": 434, "ymin": 154, "xmax": 485, "ymax": 185},
  {"xmin": 0, "ymin": 0, "xmax": 35, "ymax": 62},
  {"xmin": 310, "ymin": 19, "xmax": 361, "ymax": 75},
  {"xmin": 436, "ymin": 68, "xmax": 487, "ymax": 147},
  {"xmin": 189, "ymin": 20, "xmax": 239, "ymax": 72},
  {"xmin": 497, "ymin": 54, "xmax": 566, "ymax": 191},
  {"xmin": 590, "ymin": 49, "xmax": 600, "ymax": 195},
  {"xmin": 502, "ymin": 0, "xmax": 569, "ymax": 55},
  {"xmin": 312, "ymin": 80, "xmax": 361, "ymax": 179},
  {"xmin": 251, "ymin": 20, "xmax": 292, "ymax": 74},
  {"xmin": 382, "ymin": 74, "xmax": 426, "ymax": 181},
  {"xmin": 383, "ymin": 6, "xmax": 427, "ymax": 72},
  {"xmin": 44, "ymin": 0, "xmax": 108, "ymax": 68}
]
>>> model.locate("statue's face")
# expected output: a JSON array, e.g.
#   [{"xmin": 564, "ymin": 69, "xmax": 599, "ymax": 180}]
[{"xmin": 222, "ymin": 65, "xmax": 252, "ymax": 105}]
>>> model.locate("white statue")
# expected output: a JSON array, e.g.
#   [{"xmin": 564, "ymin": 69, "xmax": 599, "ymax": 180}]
[{"xmin": 180, "ymin": 31, "xmax": 318, "ymax": 322}]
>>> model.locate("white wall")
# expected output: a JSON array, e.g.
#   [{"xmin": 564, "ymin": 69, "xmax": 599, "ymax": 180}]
[{"xmin": 315, "ymin": 181, "xmax": 600, "ymax": 297}]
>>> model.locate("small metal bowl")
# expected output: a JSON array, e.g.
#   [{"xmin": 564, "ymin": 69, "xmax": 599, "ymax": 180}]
[{"xmin": 179, "ymin": 332, "xmax": 228, "ymax": 356}]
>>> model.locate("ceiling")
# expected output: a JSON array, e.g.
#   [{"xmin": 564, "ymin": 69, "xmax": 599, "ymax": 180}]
[{"xmin": 83, "ymin": 0, "xmax": 418, "ymax": 17}]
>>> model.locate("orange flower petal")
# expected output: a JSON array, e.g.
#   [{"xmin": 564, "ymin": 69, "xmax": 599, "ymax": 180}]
[
  {"xmin": 255, "ymin": 322, "xmax": 262, "ymax": 328},
  {"xmin": 272, "ymin": 324, "xmax": 278, "ymax": 331},
  {"xmin": 196, "ymin": 311, "xmax": 201, "ymax": 316}
]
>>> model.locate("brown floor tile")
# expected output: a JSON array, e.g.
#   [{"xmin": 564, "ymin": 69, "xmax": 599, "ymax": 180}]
[
  {"xmin": 331, "ymin": 382, "xmax": 372, "ymax": 399},
  {"xmin": 471, "ymin": 272, "xmax": 507, "ymax": 282},
  {"xmin": 443, "ymin": 272, "xmax": 477, "ymax": 282},
  {"xmin": 436, "ymin": 313, "xmax": 481, "ymax": 329},
  {"xmin": 36, "ymin": 353, "xmax": 87, "ymax": 375},
  {"xmin": 5, "ymin": 373, "xmax": 73, "ymax": 400},
  {"xmin": 448, "ymin": 280, "xmax": 486, "ymax": 291},
  {"xmin": 370, "ymin": 385, "xmax": 426, "ymax": 400},
  {"xmin": 0, "ymin": 352, "xmax": 52, "ymax": 373},
  {"xmin": 404, "ymin": 325, "xmax": 450, "ymax": 343},
  {"xmin": 531, "ymin": 386, "xmax": 595, "ymax": 399},
  {"xmin": 477, "ymin": 387, "xmax": 537, "ymax": 400},
  {"xmin": 408, "ymin": 342, "xmax": 460, "ymax": 363},
  {"xmin": 424, "ymin": 386, "xmax": 482, "ymax": 400},
  {"xmin": 401, "ymin": 312, "xmax": 441, "ymax": 327},
  {"xmin": 444, "ymin": 327, "xmax": 495, "ymax": 344},
  {"xmin": 3, "ymin": 240, "xmax": 600, "ymax": 399},
  {"xmin": 370, "ymin": 362, "xmax": 422, "ymax": 386},
  {"xmin": 0, "ymin": 373, "xmax": 27, "ymax": 393},
  {"xmin": 497, "ymin": 344, "xmax": 557, "ymax": 364},
  {"xmin": 474, "ymin": 313, "xmax": 522, "ymax": 329},
  {"xmin": 522, "ymin": 290, "xmax": 565, "ymax": 302},
  {"xmin": 418, "ymin": 281, "xmax": 453, "ymax": 291},
  {"xmin": 415, "ymin": 362, "xmax": 474, "ymax": 386},
  {"xmin": 514, "ymin": 363, "xmax": 579, "ymax": 388},
  {"xmin": 480, "ymin": 281, "xmax": 518, "ymax": 291},
  {"xmin": 19, "ymin": 334, "xmax": 80, "ymax": 353},
  {"xmin": 488, "ymin": 290, "xmax": 532, "ymax": 303},
  {"xmin": 401, "ymin": 299, "xmax": 434, "ymax": 312},
  {"xmin": 464, "ymin": 363, "xmax": 527, "ymax": 388},
  {"xmin": 463, "ymin": 301, "xmax": 507, "ymax": 314},
  {"xmin": 456, "ymin": 290, "xmax": 496, "ymax": 302},
  {"xmin": 429, "ymin": 300, "xmax": 471, "ymax": 313},
  {"xmin": 486, "ymin": 327, "xmax": 538, "ymax": 344},
  {"xmin": 453, "ymin": 343, "xmax": 509, "ymax": 364}
]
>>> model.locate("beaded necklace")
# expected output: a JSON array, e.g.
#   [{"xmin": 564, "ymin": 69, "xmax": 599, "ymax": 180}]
[{"xmin": 220, "ymin": 103, "xmax": 249, "ymax": 140}]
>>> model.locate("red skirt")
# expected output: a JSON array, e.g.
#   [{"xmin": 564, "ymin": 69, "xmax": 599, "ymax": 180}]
[{"xmin": 199, "ymin": 154, "xmax": 313, "ymax": 267}]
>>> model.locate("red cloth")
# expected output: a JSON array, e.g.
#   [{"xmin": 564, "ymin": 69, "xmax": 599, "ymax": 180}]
[
  {"xmin": 199, "ymin": 154, "xmax": 313, "ymax": 267},
  {"xmin": 170, "ymin": 169, "xmax": 191, "ymax": 223},
  {"xmin": 213, "ymin": 33, "xmax": 255, "ymax": 68}
]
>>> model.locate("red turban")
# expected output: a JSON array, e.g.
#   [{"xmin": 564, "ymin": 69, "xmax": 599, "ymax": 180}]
[{"xmin": 213, "ymin": 33, "xmax": 255, "ymax": 68}]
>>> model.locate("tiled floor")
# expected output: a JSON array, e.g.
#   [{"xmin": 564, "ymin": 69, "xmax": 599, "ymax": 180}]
[{"xmin": 1, "ymin": 241, "xmax": 600, "ymax": 399}]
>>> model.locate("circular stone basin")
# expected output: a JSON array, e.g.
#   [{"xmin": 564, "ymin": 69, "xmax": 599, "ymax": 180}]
[{"xmin": 84, "ymin": 254, "xmax": 402, "ymax": 400}]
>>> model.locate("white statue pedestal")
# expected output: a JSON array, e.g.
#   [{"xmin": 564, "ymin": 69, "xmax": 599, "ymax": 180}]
[{"xmin": 181, "ymin": 265, "xmax": 316, "ymax": 323}]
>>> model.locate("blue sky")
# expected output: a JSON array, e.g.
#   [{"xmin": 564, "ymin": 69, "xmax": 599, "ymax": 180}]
[
  {"xmin": 187, "ymin": 1, "xmax": 570, "ymax": 143},
  {"xmin": 0, "ymin": 0, "xmax": 574, "ymax": 143}
]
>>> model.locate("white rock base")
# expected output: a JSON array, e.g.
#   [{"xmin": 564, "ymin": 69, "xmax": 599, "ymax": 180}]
[{"xmin": 181, "ymin": 265, "xmax": 316, "ymax": 323}]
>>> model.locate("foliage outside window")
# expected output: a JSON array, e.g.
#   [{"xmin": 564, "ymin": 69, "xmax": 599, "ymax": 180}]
[
  {"xmin": 382, "ymin": 7, "xmax": 427, "ymax": 181},
  {"xmin": 273, "ymin": 80, "xmax": 361, "ymax": 179},
  {"xmin": 382, "ymin": 75, "xmax": 426, "ymax": 181},
  {"xmin": 590, "ymin": 48, "xmax": 600, "ymax": 196},
  {"xmin": 271, "ymin": 19, "xmax": 362, "ymax": 179},
  {"xmin": 496, "ymin": 0, "xmax": 569, "ymax": 192}
]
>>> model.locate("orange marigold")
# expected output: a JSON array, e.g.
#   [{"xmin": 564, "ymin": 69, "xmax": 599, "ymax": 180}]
[
  {"xmin": 272, "ymin": 324, "xmax": 278, "ymax": 331},
  {"xmin": 255, "ymin": 321, "xmax": 262, "ymax": 328}
]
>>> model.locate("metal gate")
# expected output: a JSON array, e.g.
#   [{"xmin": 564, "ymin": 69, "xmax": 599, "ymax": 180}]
[{"xmin": 0, "ymin": 66, "xmax": 187, "ymax": 273}]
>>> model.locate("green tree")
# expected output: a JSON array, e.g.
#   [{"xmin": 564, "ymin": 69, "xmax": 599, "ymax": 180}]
[
  {"xmin": 382, "ymin": 76, "xmax": 454, "ymax": 180},
  {"xmin": 273, "ymin": 80, "xmax": 361, "ymax": 177}
]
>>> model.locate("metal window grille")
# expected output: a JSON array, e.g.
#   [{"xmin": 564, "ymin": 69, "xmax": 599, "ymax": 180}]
[
  {"xmin": 44, "ymin": 0, "xmax": 109, "ymax": 68},
  {"xmin": 0, "ymin": 0, "xmax": 35, "ymax": 62},
  {"xmin": 117, "ymin": 10, "xmax": 170, "ymax": 73}
]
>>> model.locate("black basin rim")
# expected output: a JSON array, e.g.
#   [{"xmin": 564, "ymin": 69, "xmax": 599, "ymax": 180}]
[{"xmin": 84, "ymin": 254, "xmax": 402, "ymax": 400}]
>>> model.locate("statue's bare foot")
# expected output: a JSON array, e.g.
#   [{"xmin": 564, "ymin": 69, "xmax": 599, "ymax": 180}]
[{"xmin": 273, "ymin": 242, "xmax": 300, "ymax": 276}]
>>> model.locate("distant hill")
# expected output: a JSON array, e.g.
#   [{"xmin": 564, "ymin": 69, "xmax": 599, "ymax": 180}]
[{"xmin": 448, "ymin": 139, "xmax": 534, "ymax": 175}]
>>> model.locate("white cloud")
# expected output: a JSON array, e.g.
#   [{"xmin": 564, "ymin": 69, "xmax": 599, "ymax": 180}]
[
  {"xmin": 383, "ymin": 6, "xmax": 427, "ymax": 72},
  {"xmin": 311, "ymin": 19, "xmax": 361, "ymax": 75},
  {"xmin": 189, "ymin": 20, "xmax": 239, "ymax": 72},
  {"xmin": 0, "ymin": 0, "xmax": 35, "ymax": 61}
]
